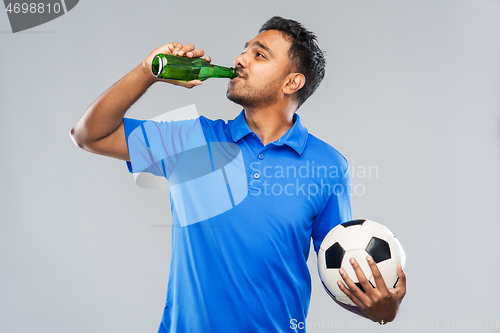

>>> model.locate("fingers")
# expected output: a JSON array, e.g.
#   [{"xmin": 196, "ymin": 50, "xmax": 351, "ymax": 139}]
[
  {"xmin": 338, "ymin": 257, "xmax": 405, "ymax": 323},
  {"xmin": 187, "ymin": 80, "xmax": 203, "ymax": 87},
  {"xmin": 149, "ymin": 42, "xmax": 210, "ymax": 61},
  {"xmin": 172, "ymin": 43, "xmax": 193, "ymax": 56},
  {"xmin": 367, "ymin": 255, "xmax": 388, "ymax": 292},
  {"xmin": 169, "ymin": 44, "xmax": 211, "ymax": 63},
  {"xmin": 337, "ymin": 269, "xmax": 363, "ymax": 307},
  {"xmin": 172, "ymin": 44, "xmax": 201, "ymax": 57},
  {"xmin": 339, "ymin": 264, "xmax": 369, "ymax": 306},
  {"xmin": 395, "ymin": 263, "xmax": 407, "ymax": 294},
  {"xmin": 163, "ymin": 78, "xmax": 202, "ymax": 89},
  {"xmin": 167, "ymin": 42, "xmax": 182, "ymax": 54},
  {"xmin": 349, "ymin": 257, "xmax": 376, "ymax": 295}
]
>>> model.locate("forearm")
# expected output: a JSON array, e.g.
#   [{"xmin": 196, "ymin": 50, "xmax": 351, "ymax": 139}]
[{"xmin": 70, "ymin": 62, "xmax": 155, "ymax": 148}]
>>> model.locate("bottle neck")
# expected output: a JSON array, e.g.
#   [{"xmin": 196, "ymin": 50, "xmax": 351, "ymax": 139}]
[{"xmin": 206, "ymin": 66, "xmax": 238, "ymax": 79}]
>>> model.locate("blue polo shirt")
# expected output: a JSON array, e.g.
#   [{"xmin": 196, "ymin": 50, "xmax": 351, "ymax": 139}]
[{"xmin": 123, "ymin": 109, "xmax": 352, "ymax": 333}]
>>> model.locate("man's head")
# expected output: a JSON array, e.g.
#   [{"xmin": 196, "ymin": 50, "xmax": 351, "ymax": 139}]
[{"xmin": 226, "ymin": 16, "xmax": 326, "ymax": 111}]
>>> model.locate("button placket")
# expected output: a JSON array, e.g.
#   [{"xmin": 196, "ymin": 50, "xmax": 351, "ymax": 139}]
[
  {"xmin": 253, "ymin": 146, "xmax": 272, "ymax": 183},
  {"xmin": 248, "ymin": 151, "xmax": 262, "ymax": 189},
  {"xmin": 247, "ymin": 146, "xmax": 271, "ymax": 189}
]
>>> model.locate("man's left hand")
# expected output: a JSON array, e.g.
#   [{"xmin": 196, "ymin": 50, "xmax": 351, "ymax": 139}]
[{"xmin": 337, "ymin": 255, "xmax": 406, "ymax": 323}]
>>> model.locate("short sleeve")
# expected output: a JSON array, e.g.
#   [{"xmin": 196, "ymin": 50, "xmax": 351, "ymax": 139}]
[
  {"xmin": 311, "ymin": 167, "xmax": 353, "ymax": 254},
  {"xmin": 123, "ymin": 117, "xmax": 206, "ymax": 178}
]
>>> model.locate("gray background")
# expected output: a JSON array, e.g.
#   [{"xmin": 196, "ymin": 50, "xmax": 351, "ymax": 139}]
[{"xmin": 1, "ymin": 0, "xmax": 499, "ymax": 332}]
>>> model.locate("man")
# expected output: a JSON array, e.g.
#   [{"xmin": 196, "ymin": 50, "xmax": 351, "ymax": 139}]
[{"xmin": 70, "ymin": 16, "xmax": 406, "ymax": 332}]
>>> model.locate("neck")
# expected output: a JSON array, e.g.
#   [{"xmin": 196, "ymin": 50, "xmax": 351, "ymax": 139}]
[{"xmin": 243, "ymin": 103, "xmax": 296, "ymax": 146}]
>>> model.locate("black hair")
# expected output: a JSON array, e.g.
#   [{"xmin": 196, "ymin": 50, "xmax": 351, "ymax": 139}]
[{"xmin": 259, "ymin": 16, "xmax": 326, "ymax": 109}]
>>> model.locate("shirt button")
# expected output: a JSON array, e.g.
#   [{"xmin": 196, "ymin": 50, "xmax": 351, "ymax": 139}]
[
  {"xmin": 258, "ymin": 153, "xmax": 264, "ymax": 160},
  {"xmin": 253, "ymin": 172, "xmax": 260, "ymax": 179}
]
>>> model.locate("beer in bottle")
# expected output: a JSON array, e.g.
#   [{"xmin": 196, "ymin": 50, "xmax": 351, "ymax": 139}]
[{"xmin": 151, "ymin": 54, "xmax": 238, "ymax": 81}]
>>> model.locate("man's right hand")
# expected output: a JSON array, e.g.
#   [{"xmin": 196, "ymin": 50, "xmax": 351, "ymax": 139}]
[
  {"xmin": 71, "ymin": 42, "xmax": 211, "ymax": 162},
  {"xmin": 142, "ymin": 42, "xmax": 212, "ymax": 89}
]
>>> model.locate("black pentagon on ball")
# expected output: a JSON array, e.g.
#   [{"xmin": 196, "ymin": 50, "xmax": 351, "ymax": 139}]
[
  {"xmin": 365, "ymin": 237, "xmax": 391, "ymax": 263},
  {"xmin": 341, "ymin": 219, "xmax": 366, "ymax": 227},
  {"xmin": 355, "ymin": 281, "xmax": 375, "ymax": 293},
  {"xmin": 325, "ymin": 242, "xmax": 345, "ymax": 269}
]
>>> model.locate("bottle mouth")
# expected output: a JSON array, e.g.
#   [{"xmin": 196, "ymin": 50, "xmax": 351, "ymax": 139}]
[{"xmin": 151, "ymin": 55, "xmax": 164, "ymax": 77}]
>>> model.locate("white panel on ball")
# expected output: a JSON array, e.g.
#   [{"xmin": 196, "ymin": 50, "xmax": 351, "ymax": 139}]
[
  {"xmin": 323, "ymin": 269, "xmax": 344, "ymax": 296},
  {"xmin": 338, "ymin": 226, "xmax": 371, "ymax": 250},
  {"xmin": 369, "ymin": 259, "xmax": 398, "ymax": 289},
  {"xmin": 320, "ymin": 225, "xmax": 345, "ymax": 251},
  {"xmin": 361, "ymin": 220, "xmax": 394, "ymax": 242},
  {"xmin": 317, "ymin": 249, "xmax": 327, "ymax": 281},
  {"xmin": 388, "ymin": 237, "xmax": 406, "ymax": 267}
]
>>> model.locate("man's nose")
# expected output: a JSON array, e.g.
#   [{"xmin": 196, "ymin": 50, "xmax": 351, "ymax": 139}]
[{"xmin": 234, "ymin": 53, "xmax": 246, "ymax": 69}]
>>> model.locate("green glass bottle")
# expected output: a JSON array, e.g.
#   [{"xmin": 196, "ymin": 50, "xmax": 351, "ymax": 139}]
[{"xmin": 151, "ymin": 54, "xmax": 238, "ymax": 81}]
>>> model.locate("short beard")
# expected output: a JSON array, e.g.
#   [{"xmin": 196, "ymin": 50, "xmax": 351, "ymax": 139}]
[{"xmin": 226, "ymin": 76, "xmax": 283, "ymax": 109}]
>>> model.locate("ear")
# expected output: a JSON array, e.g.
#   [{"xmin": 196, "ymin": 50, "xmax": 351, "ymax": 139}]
[{"xmin": 283, "ymin": 72, "xmax": 305, "ymax": 96}]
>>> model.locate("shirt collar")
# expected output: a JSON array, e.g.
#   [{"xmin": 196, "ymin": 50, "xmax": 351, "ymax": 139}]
[{"xmin": 230, "ymin": 109, "xmax": 309, "ymax": 155}]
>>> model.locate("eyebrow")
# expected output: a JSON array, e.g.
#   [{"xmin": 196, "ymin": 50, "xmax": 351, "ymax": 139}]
[{"xmin": 243, "ymin": 41, "xmax": 274, "ymax": 58}]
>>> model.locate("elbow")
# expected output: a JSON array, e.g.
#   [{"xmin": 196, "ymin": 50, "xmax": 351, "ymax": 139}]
[
  {"xmin": 69, "ymin": 126, "xmax": 82, "ymax": 148},
  {"xmin": 69, "ymin": 126, "xmax": 90, "ymax": 150}
]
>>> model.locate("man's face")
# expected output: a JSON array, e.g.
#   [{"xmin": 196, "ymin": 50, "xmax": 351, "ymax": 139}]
[{"xmin": 226, "ymin": 30, "xmax": 293, "ymax": 109}]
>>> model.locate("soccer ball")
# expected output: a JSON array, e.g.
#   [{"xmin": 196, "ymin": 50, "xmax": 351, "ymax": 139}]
[{"xmin": 317, "ymin": 219, "xmax": 406, "ymax": 306}]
